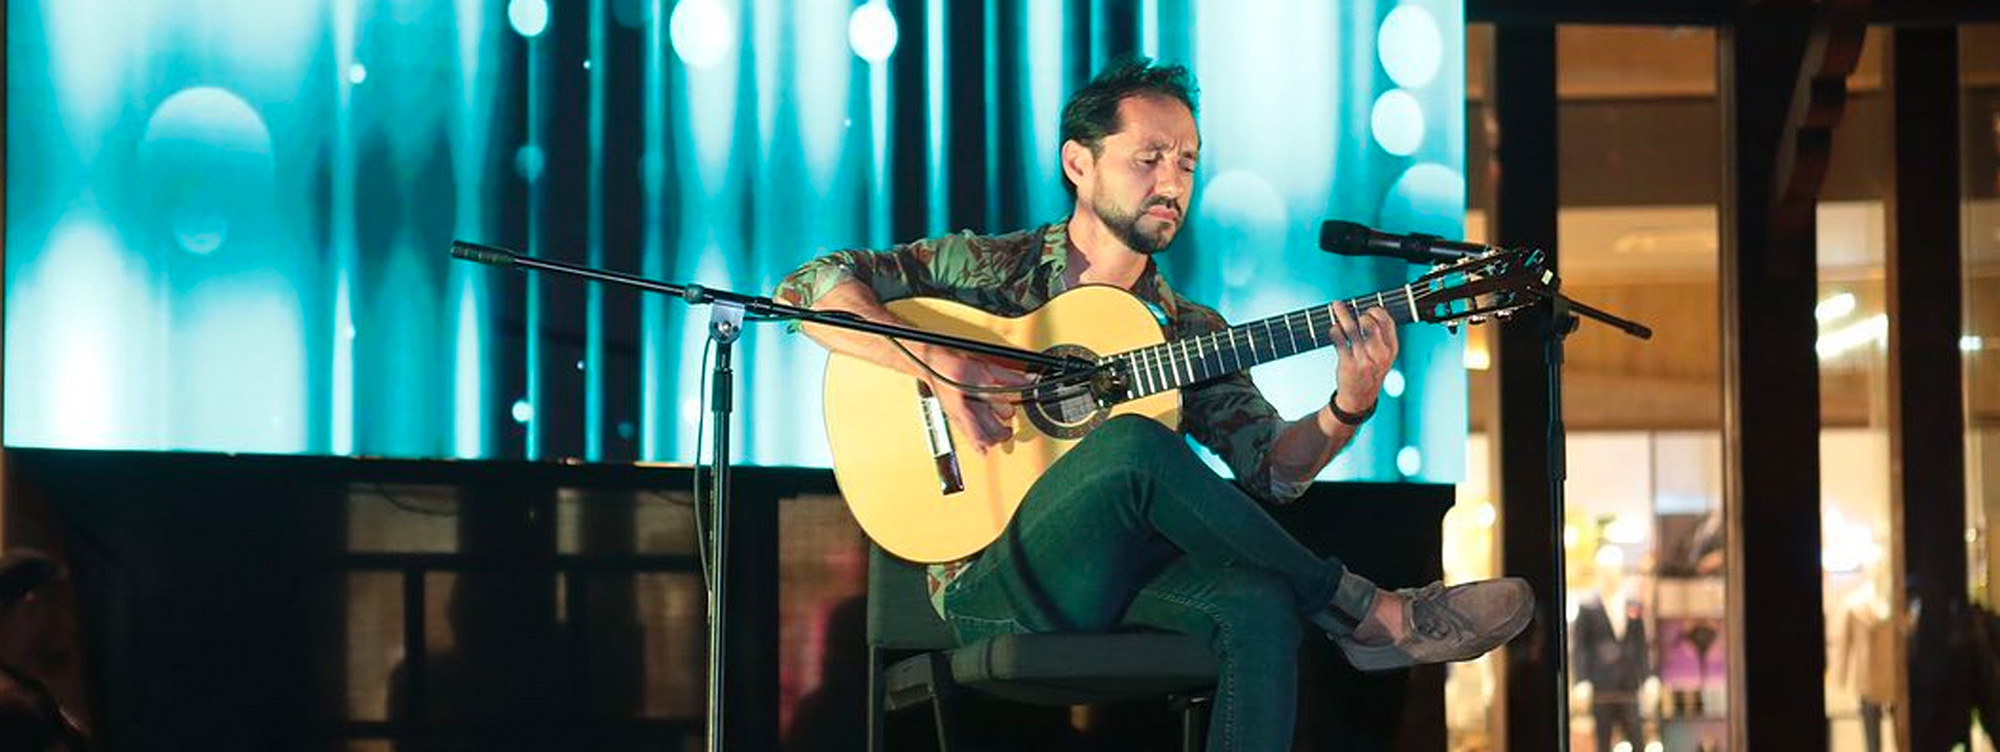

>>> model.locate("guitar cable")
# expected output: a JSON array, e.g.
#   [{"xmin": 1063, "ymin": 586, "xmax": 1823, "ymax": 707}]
[
  {"xmin": 883, "ymin": 336, "xmax": 1100, "ymax": 402},
  {"xmin": 756, "ymin": 308, "xmax": 1098, "ymax": 401},
  {"xmin": 690, "ymin": 339, "xmax": 715, "ymax": 595}
]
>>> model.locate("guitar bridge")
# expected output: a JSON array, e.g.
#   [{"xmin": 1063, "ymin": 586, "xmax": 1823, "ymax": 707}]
[{"xmin": 916, "ymin": 382, "xmax": 965, "ymax": 495}]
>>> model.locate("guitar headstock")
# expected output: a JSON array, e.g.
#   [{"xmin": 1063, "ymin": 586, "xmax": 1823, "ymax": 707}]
[{"xmin": 1409, "ymin": 246, "xmax": 1552, "ymax": 328}]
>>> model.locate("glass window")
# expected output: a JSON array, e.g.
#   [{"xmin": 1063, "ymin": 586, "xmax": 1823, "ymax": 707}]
[
  {"xmin": 1549, "ymin": 26, "xmax": 1729, "ymax": 752},
  {"xmin": 1452, "ymin": 25, "xmax": 1731, "ymax": 752},
  {"xmin": 1815, "ymin": 30, "xmax": 1897, "ymax": 752}
]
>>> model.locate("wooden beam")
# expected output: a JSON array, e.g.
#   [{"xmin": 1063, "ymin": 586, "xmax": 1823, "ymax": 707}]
[
  {"xmin": 1770, "ymin": 0, "xmax": 1872, "ymax": 239},
  {"xmin": 1468, "ymin": 0, "xmax": 1995, "ymax": 27},
  {"xmin": 1467, "ymin": 0, "xmax": 1732, "ymax": 26},
  {"xmin": 1489, "ymin": 23, "xmax": 1566, "ymax": 752},
  {"xmin": 1870, "ymin": 0, "xmax": 2000, "ymax": 25},
  {"xmin": 1885, "ymin": 26, "xmax": 1972, "ymax": 752}
]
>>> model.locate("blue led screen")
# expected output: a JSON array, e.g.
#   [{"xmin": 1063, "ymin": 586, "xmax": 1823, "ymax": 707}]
[{"xmin": 7, "ymin": 0, "xmax": 1467, "ymax": 482}]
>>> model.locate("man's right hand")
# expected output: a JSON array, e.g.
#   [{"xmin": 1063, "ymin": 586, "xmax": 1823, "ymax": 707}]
[
  {"xmin": 798, "ymin": 279, "xmax": 1034, "ymax": 452},
  {"xmin": 922, "ymin": 348, "xmax": 1034, "ymax": 453}
]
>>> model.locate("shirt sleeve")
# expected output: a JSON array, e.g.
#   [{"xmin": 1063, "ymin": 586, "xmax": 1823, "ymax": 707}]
[
  {"xmin": 772, "ymin": 231, "xmax": 985, "ymax": 312},
  {"xmin": 1174, "ymin": 305, "xmax": 1304, "ymax": 505}
]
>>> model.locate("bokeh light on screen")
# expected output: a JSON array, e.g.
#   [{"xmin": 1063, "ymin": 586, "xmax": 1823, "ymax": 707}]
[
  {"xmin": 1194, "ymin": 169, "xmax": 1288, "ymax": 291},
  {"xmin": 508, "ymin": 0, "xmax": 549, "ymax": 37},
  {"xmin": 1377, "ymin": 5, "xmax": 1444, "ymax": 88},
  {"xmin": 668, "ymin": 0, "xmax": 732, "ymax": 69},
  {"xmin": 847, "ymin": 1, "xmax": 898, "ymax": 64},
  {"xmin": 514, "ymin": 144, "xmax": 547, "ymax": 183},
  {"xmin": 1380, "ymin": 162, "xmax": 1469, "ymax": 238},
  {"xmin": 6, "ymin": 0, "xmax": 1466, "ymax": 481},
  {"xmin": 1398, "ymin": 445, "xmax": 1425, "ymax": 477},
  {"xmin": 139, "ymin": 87, "xmax": 274, "ymax": 257},
  {"xmin": 1370, "ymin": 88, "xmax": 1426, "ymax": 157}
]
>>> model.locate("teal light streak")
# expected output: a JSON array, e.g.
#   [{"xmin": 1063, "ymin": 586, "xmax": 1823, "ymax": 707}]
[
  {"xmin": 331, "ymin": 0, "xmax": 358, "ymax": 455},
  {"xmin": 925, "ymin": 0, "xmax": 945, "ymax": 234},
  {"xmin": 982, "ymin": 1, "xmax": 999, "ymax": 227},
  {"xmin": 668, "ymin": 1, "xmax": 743, "ymax": 465},
  {"xmin": 452, "ymin": 0, "xmax": 493, "ymax": 460},
  {"xmin": 1022, "ymin": 0, "xmax": 1064, "ymax": 222},
  {"xmin": 524, "ymin": 21, "xmax": 547, "ymax": 460},
  {"xmin": 453, "ymin": 281, "xmax": 484, "ymax": 458},
  {"xmin": 1139, "ymin": 0, "xmax": 1159, "ymax": 56},
  {"xmin": 869, "ymin": 57, "xmax": 890, "ymax": 248},
  {"xmin": 640, "ymin": 0, "xmax": 667, "ymax": 461},
  {"xmin": 585, "ymin": 0, "xmax": 607, "ymax": 461}
]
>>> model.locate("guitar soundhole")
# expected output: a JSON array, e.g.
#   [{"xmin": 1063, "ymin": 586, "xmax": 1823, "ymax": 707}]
[{"xmin": 1022, "ymin": 344, "xmax": 1108, "ymax": 440}]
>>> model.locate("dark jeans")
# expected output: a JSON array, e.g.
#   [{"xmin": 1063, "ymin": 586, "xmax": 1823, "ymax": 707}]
[
  {"xmin": 1591, "ymin": 698, "xmax": 1642, "ymax": 752},
  {"xmin": 940, "ymin": 415, "xmax": 1373, "ymax": 752}
]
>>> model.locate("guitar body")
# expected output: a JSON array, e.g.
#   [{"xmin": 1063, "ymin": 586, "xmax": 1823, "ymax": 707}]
[{"xmin": 824, "ymin": 285, "xmax": 1182, "ymax": 563}]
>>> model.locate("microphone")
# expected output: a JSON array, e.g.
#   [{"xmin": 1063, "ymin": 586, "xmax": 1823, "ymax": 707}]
[
  {"xmin": 450, "ymin": 239, "xmax": 519, "ymax": 267},
  {"xmin": 1318, "ymin": 220, "xmax": 1490, "ymax": 265}
]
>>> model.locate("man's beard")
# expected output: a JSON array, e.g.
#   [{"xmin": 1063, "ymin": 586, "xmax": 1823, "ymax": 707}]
[{"xmin": 1099, "ymin": 196, "xmax": 1183, "ymax": 256}]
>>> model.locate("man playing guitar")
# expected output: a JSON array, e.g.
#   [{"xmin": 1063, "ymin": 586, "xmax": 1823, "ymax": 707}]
[{"xmin": 776, "ymin": 57, "xmax": 1533, "ymax": 751}]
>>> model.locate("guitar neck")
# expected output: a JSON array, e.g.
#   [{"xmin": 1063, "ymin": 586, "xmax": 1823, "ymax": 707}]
[{"xmin": 1113, "ymin": 284, "xmax": 1420, "ymax": 399}]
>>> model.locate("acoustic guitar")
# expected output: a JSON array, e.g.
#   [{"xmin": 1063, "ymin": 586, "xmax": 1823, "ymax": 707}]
[{"xmin": 824, "ymin": 247, "xmax": 1550, "ymax": 563}]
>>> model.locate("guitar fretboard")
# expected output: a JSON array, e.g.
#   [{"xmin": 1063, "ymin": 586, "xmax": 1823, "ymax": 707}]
[{"xmin": 1111, "ymin": 285, "xmax": 1420, "ymax": 399}]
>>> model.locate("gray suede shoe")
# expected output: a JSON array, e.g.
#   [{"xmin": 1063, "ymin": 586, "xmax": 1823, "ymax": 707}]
[{"xmin": 1329, "ymin": 577, "xmax": 1534, "ymax": 672}]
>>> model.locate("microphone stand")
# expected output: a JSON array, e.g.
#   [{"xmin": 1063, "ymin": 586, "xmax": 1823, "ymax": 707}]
[
  {"xmin": 1524, "ymin": 276, "xmax": 1649, "ymax": 752},
  {"xmin": 448, "ymin": 240, "xmax": 1096, "ymax": 752},
  {"xmin": 1344, "ymin": 236, "xmax": 1656, "ymax": 752}
]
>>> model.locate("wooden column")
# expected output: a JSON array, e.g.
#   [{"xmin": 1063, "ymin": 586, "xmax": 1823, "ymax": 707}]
[
  {"xmin": 1489, "ymin": 22, "xmax": 1564, "ymax": 752},
  {"xmin": 1885, "ymin": 25, "xmax": 1971, "ymax": 752},
  {"xmin": 1718, "ymin": 5, "xmax": 1843, "ymax": 748}
]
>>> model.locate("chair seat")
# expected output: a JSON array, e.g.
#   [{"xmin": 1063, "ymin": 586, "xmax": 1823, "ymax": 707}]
[{"xmin": 886, "ymin": 631, "xmax": 1219, "ymax": 708}]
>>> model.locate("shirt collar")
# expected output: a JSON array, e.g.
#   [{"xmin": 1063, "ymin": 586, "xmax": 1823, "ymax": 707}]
[{"xmin": 1040, "ymin": 218, "xmax": 1183, "ymax": 323}]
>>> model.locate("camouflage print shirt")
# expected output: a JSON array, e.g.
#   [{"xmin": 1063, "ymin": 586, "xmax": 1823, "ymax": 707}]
[{"xmin": 774, "ymin": 219, "xmax": 1314, "ymax": 615}]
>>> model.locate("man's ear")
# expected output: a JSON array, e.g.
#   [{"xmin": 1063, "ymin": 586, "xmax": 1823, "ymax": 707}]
[{"xmin": 1060, "ymin": 140, "xmax": 1094, "ymax": 195}]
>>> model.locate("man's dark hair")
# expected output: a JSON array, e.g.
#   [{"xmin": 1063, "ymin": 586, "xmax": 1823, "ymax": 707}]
[{"xmin": 1058, "ymin": 55, "xmax": 1199, "ymax": 197}]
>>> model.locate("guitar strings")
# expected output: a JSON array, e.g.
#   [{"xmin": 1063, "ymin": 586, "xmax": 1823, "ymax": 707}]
[
  {"xmin": 877, "ymin": 282, "xmax": 1440, "ymax": 406},
  {"xmin": 1115, "ymin": 287, "xmax": 1420, "ymax": 386}
]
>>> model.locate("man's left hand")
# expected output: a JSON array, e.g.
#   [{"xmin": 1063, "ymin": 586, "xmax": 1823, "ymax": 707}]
[{"xmin": 1328, "ymin": 302, "xmax": 1399, "ymax": 416}]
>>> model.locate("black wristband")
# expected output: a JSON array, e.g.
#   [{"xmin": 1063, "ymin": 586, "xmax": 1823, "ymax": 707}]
[{"xmin": 1328, "ymin": 390, "xmax": 1376, "ymax": 426}]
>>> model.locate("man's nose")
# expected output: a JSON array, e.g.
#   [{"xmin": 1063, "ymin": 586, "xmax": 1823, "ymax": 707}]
[{"xmin": 1152, "ymin": 165, "xmax": 1188, "ymax": 201}]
